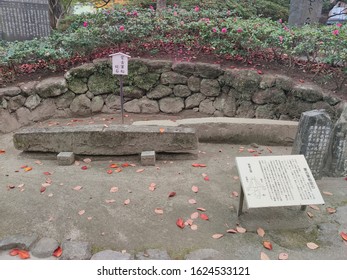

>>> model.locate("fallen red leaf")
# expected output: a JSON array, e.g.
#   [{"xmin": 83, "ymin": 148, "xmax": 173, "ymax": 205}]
[
  {"xmin": 257, "ymin": 227, "xmax": 265, "ymax": 237},
  {"xmin": 278, "ymin": 252, "xmax": 289, "ymax": 260},
  {"xmin": 200, "ymin": 213, "xmax": 209, "ymax": 220},
  {"xmin": 226, "ymin": 229, "xmax": 238, "ymax": 234},
  {"xmin": 257, "ymin": 70, "xmax": 263, "ymax": 75},
  {"xmin": 168, "ymin": 192, "xmax": 176, "ymax": 198},
  {"xmin": 192, "ymin": 163, "xmax": 206, "ymax": 167},
  {"xmin": 9, "ymin": 249, "xmax": 20, "ymax": 256},
  {"xmin": 307, "ymin": 242, "xmax": 319, "ymax": 250},
  {"xmin": 197, "ymin": 207, "xmax": 206, "ymax": 212},
  {"xmin": 121, "ymin": 163, "xmax": 130, "ymax": 167},
  {"xmin": 299, "ymin": 79, "xmax": 305, "ymax": 83},
  {"xmin": 124, "ymin": 199, "xmax": 130, "ymax": 205},
  {"xmin": 53, "ymin": 247, "xmax": 62, "ymax": 258},
  {"xmin": 109, "ymin": 163, "xmax": 119, "ymax": 168},
  {"xmin": 43, "ymin": 171, "xmax": 52, "ymax": 175},
  {"xmin": 159, "ymin": 128, "xmax": 165, "ymax": 133},
  {"xmin": 0, "ymin": 149, "xmax": 5, "ymax": 154},
  {"xmin": 212, "ymin": 233, "xmax": 224, "ymax": 239},
  {"xmin": 263, "ymin": 241, "xmax": 273, "ymax": 250},
  {"xmin": 154, "ymin": 208, "xmax": 164, "ymax": 215},
  {"xmin": 40, "ymin": 186, "xmax": 46, "ymax": 193},
  {"xmin": 203, "ymin": 176, "xmax": 210, "ymax": 181},
  {"xmin": 176, "ymin": 218, "xmax": 185, "ymax": 229},
  {"xmin": 81, "ymin": 166, "xmax": 88, "ymax": 170},
  {"xmin": 18, "ymin": 250, "xmax": 30, "ymax": 259},
  {"xmin": 260, "ymin": 252, "xmax": 270, "ymax": 260},
  {"xmin": 136, "ymin": 168, "xmax": 145, "ymax": 173},
  {"xmin": 24, "ymin": 167, "xmax": 32, "ymax": 172},
  {"xmin": 340, "ymin": 232, "xmax": 347, "ymax": 241},
  {"xmin": 192, "ymin": 186, "xmax": 199, "ymax": 193}
]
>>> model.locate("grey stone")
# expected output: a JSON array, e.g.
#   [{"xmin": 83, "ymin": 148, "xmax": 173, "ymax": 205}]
[
  {"xmin": 187, "ymin": 76, "xmax": 201, "ymax": 92},
  {"xmin": 161, "ymin": 72, "xmax": 188, "ymax": 85},
  {"xmin": 185, "ymin": 93, "xmax": 205, "ymax": 109},
  {"xmin": 139, "ymin": 97, "xmax": 160, "ymax": 114},
  {"xmin": 65, "ymin": 63, "xmax": 95, "ymax": 79},
  {"xmin": 1, "ymin": 98, "xmax": 8, "ymax": 109},
  {"xmin": 252, "ymin": 88, "xmax": 286, "ymax": 105},
  {"xmin": 199, "ymin": 99, "xmax": 216, "ymax": 115},
  {"xmin": 31, "ymin": 237, "xmax": 59, "ymax": 258},
  {"xmin": 195, "ymin": 63, "xmax": 223, "ymax": 79},
  {"xmin": 55, "ymin": 91, "xmax": 75, "ymax": 109},
  {"xmin": 259, "ymin": 74, "xmax": 276, "ymax": 89},
  {"xmin": 20, "ymin": 81, "xmax": 39, "ymax": 96},
  {"xmin": 236, "ymin": 101, "xmax": 255, "ymax": 118},
  {"xmin": 36, "ymin": 77, "xmax": 68, "ymax": 98},
  {"xmin": 159, "ymin": 97, "xmax": 185, "ymax": 113},
  {"xmin": 67, "ymin": 78, "xmax": 88, "ymax": 94},
  {"xmin": 292, "ymin": 110, "xmax": 332, "ymax": 179},
  {"xmin": 8, "ymin": 95, "xmax": 26, "ymax": 112},
  {"xmin": 57, "ymin": 152, "xmax": 75, "ymax": 166},
  {"xmin": 124, "ymin": 99, "xmax": 141, "ymax": 113},
  {"xmin": 93, "ymin": 58, "xmax": 112, "ymax": 68},
  {"xmin": 136, "ymin": 249, "xmax": 171, "ymax": 260},
  {"xmin": 324, "ymin": 95, "xmax": 341, "ymax": 106},
  {"xmin": 15, "ymin": 107, "xmax": 32, "ymax": 126},
  {"xmin": 104, "ymin": 95, "xmax": 121, "ymax": 111},
  {"xmin": 0, "ymin": 86, "xmax": 21, "ymax": 97},
  {"xmin": 325, "ymin": 105, "xmax": 347, "ymax": 177},
  {"xmin": 292, "ymin": 83, "xmax": 324, "ymax": 102},
  {"xmin": 30, "ymin": 99, "xmax": 56, "ymax": 122},
  {"xmin": 61, "ymin": 241, "xmax": 92, "ymax": 260},
  {"xmin": 289, "ymin": 0, "xmax": 323, "ymax": 26},
  {"xmin": 116, "ymin": 86, "xmax": 144, "ymax": 99},
  {"xmin": 224, "ymin": 69, "xmax": 261, "ymax": 93},
  {"xmin": 0, "ymin": 234, "xmax": 38, "ymax": 250},
  {"xmin": 277, "ymin": 98, "xmax": 313, "ymax": 119},
  {"xmin": 91, "ymin": 96, "xmax": 104, "ymax": 113},
  {"xmin": 173, "ymin": 85, "xmax": 191, "ymax": 97},
  {"xmin": 88, "ymin": 72, "xmax": 115, "ymax": 95},
  {"xmin": 13, "ymin": 125, "xmax": 198, "ymax": 155},
  {"xmin": 86, "ymin": 91, "xmax": 94, "ymax": 99},
  {"xmin": 214, "ymin": 93, "xmax": 237, "ymax": 117},
  {"xmin": 185, "ymin": 249, "xmax": 223, "ymax": 260},
  {"xmin": 312, "ymin": 101, "xmax": 336, "ymax": 120},
  {"xmin": 200, "ymin": 79, "xmax": 220, "ymax": 97},
  {"xmin": 255, "ymin": 104, "xmax": 275, "ymax": 119},
  {"xmin": 147, "ymin": 85, "xmax": 172, "ymax": 99},
  {"xmin": 133, "ymin": 73, "xmax": 160, "ymax": 91},
  {"xmin": 91, "ymin": 250, "xmax": 132, "ymax": 260},
  {"xmin": 0, "ymin": 110, "xmax": 20, "ymax": 133},
  {"xmin": 70, "ymin": 95, "xmax": 92, "ymax": 116},
  {"xmin": 172, "ymin": 62, "xmax": 195, "ymax": 74},
  {"xmin": 141, "ymin": 59, "xmax": 172, "ymax": 73},
  {"xmin": 141, "ymin": 151, "xmax": 156, "ymax": 166},
  {"xmin": 276, "ymin": 75, "xmax": 295, "ymax": 91},
  {"xmin": 128, "ymin": 59, "xmax": 149, "ymax": 75},
  {"xmin": 24, "ymin": 94, "xmax": 41, "ymax": 110}
]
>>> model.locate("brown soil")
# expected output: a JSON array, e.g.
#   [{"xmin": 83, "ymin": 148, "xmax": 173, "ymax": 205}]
[{"xmin": 3, "ymin": 51, "xmax": 347, "ymax": 101}]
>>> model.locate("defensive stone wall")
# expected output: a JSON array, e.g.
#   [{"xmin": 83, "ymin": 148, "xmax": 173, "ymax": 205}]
[{"xmin": 0, "ymin": 58, "xmax": 343, "ymax": 133}]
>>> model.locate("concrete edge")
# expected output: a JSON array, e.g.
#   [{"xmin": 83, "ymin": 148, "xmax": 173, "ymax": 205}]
[{"xmin": 133, "ymin": 117, "xmax": 298, "ymax": 146}]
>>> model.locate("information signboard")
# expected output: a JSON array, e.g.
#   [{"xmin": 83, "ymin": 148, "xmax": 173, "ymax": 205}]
[{"xmin": 235, "ymin": 155, "xmax": 324, "ymax": 215}]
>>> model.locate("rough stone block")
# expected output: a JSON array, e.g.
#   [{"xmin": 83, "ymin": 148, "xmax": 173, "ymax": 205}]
[
  {"xmin": 13, "ymin": 125, "xmax": 198, "ymax": 156},
  {"xmin": 31, "ymin": 237, "xmax": 59, "ymax": 258},
  {"xmin": 61, "ymin": 241, "xmax": 91, "ymax": 260},
  {"xmin": 292, "ymin": 110, "xmax": 332, "ymax": 179},
  {"xmin": 57, "ymin": 152, "xmax": 75, "ymax": 165},
  {"xmin": 0, "ymin": 234, "xmax": 38, "ymax": 250},
  {"xmin": 91, "ymin": 250, "xmax": 132, "ymax": 260},
  {"xmin": 141, "ymin": 151, "xmax": 156, "ymax": 166}
]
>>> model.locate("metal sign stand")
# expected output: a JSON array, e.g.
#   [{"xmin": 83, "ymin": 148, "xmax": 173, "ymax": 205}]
[{"xmin": 109, "ymin": 52, "xmax": 131, "ymax": 124}]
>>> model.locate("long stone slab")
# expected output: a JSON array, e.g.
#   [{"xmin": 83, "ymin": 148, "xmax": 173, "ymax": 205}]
[{"xmin": 13, "ymin": 125, "xmax": 198, "ymax": 155}]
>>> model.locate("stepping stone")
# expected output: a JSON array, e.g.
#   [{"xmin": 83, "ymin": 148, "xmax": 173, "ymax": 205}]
[
  {"xmin": 0, "ymin": 234, "xmax": 38, "ymax": 250},
  {"xmin": 91, "ymin": 250, "xmax": 132, "ymax": 260},
  {"xmin": 61, "ymin": 241, "xmax": 91, "ymax": 260},
  {"xmin": 135, "ymin": 249, "xmax": 171, "ymax": 260},
  {"xmin": 185, "ymin": 249, "xmax": 224, "ymax": 260},
  {"xmin": 31, "ymin": 237, "xmax": 59, "ymax": 258}
]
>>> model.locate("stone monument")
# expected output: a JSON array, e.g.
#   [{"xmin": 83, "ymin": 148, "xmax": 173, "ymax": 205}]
[
  {"xmin": 288, "ymin": 0, "xmax": 323, "ymax": 26},
  {"xmin": 292, "ymin": 109, "xmax": 332, "ymax": 179},
  {"xmin": 0, "ymin": 0, "xmax": 51, "ymax": 41},
  {"xmin": 325, "ymin": 104, "xmax": 347, "ymax": 177}
]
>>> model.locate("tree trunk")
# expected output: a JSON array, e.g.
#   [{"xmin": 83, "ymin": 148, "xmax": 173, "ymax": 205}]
[{"xmin": 49, "ymin": 0, "xmax": 64, "ymax": 29}]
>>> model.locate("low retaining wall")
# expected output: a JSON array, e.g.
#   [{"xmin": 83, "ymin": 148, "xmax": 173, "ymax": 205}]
[{"xmin": 0, "ymin": 58, "xmax": 343, "ymax": 134}]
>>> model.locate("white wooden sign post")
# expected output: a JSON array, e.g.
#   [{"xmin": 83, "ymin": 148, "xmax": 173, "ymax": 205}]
[
  {"xmin": 109, "ymin": 52, "xmax": 131, "ymax": 124},
  {"xmin": 235, "ymin": 155, "xmax": 325, "ymax": 216}
]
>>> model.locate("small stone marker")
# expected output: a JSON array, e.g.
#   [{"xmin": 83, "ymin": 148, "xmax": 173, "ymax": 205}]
[
  {"xmin": 141, "ymin": 151, "xmax": 156, "ymax": 166},
  {"xmin": 57, "ymin": 152, "xmax": 75, "ymax": 166},
  {"xmin": 291, "ymin": 110, "xmax": 332, "ymax": 179},
  {"xmin": 325, "ymin": 104, "xmax": 347, "ymax": 177},
  {"xmin": 0, "ymin": 0, "xmax": 51, "ymax": 41},
  {"xmin": 288, "ymin": 0, "xmax": 323, "ymax": 26},
  {"xmin": 236, "ymin": 155, "xmax": 325, "ymax": 216}
]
